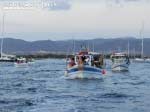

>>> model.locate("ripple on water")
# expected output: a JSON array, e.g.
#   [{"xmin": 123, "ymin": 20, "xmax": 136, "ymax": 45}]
[{"xmin": 0, "ymin": 59, "xmax": 150, "ymax": 112}]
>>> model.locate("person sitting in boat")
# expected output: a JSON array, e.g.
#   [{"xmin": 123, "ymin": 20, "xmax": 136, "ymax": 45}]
[{"xmin": 68, "ymin": 57, "xmax": 76, "ymax": 68}]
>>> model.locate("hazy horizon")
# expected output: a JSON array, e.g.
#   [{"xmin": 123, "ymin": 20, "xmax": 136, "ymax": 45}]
[{"xmin": 0, "ymin": 0, "xmax": 150, "ymax": 41}]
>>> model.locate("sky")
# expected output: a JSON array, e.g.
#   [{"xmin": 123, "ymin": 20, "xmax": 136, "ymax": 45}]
[{"xmin": 0, "ymin": 0, "xmax": 150, "ymax": 41}]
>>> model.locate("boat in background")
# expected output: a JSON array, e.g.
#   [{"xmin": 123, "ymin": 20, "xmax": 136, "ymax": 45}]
[
  {"xmin": 65, "ymin": 47, "xmax": 106, "ymax": 79},
  {"xmin": 14, "ymin": 57, "xmax": 28, "ymax": 67},
  {"xmin": 0, "ymin": 11, "xmax": 17, "ymax": 63},
  {"xmin": 145, "ymin": 58, "xmax": 150, "ymax": 63},
  {"xmin": 134, "ymin": 21, "xmax": 147, "ymax": 63},
  {"xmin": 27, "ymin": 58, "xmax": 35, "ymax": 64},
  {"xmin": 0, "ymin": 53, "xmax": 16, "ymax": 62},
  {"xmin": 111, "ymin": 52, "xmax": 130, "ymax": 72},
  {"xmin": 134, "ymin": 58, "xmax": 145, "ymax": 63},
  {"xmin": 0, "ymin": 12, "xmax": 35, "ymax": 65}
]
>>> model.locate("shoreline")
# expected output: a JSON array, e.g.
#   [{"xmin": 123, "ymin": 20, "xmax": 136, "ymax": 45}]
[{"xmin": 16, "ymin": 53, "xmax": 149, "ymax": 59}]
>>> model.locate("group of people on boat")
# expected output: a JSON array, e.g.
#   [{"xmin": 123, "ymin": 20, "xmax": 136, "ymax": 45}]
[
  {"xmin": 15, "ymin": 58, "xmax": 27, "ymax": 64},
  {"xmin": 15, "ymin": 57, "xmax": 34, "ymax": 65},
  {"xmin": 67, "ymin": 54, "xmax": 104, "ymax": 68},
  {"xmin": 65, "ymin": 46, "xmax": 106, "ymax": 78}
]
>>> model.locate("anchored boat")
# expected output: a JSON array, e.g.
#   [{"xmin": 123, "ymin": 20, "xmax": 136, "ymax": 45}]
[
  {"xmin": 65, "ymin": 47, "xmax": 106, "ymax": 79},
  {"xmin": 134, "ymin": 21, "xmax": 147, "ymax": 63},
  {"xmin": 0, "ymin": 12, "xmax": 17, "ymax": 63},
  {"xmin": 111, "ymin": 52, "xmax": 130, "ymax": 72},
  {"xmin": 0, "ymin": 53, "xmax": 16, "ymax": 62}
]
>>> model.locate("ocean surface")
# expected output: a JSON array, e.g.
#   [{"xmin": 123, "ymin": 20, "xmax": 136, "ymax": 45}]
[{"xmin": 0, "ymin": 59, "xmax": 150, "ymax": 112}]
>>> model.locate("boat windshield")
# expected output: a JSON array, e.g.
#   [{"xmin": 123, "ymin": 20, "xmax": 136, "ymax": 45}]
[{"xmin": 111, "ymin": 54, "xmax": 130, "ymax": 64}]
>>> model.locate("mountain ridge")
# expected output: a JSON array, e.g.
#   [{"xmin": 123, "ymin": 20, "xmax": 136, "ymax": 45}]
[{"xmin": 1, "ymin": 37, "xmax": 150, "ymax": 56}]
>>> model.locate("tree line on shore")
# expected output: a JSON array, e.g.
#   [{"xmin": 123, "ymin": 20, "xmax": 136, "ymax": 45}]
[{"xmin": 17, "ymin": 53, "xmax": 148, "ymax": 59}]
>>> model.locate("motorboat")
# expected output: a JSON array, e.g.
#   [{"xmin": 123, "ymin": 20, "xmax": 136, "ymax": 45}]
[
  {"xmin": 65, "ymin": 47, "xmax": 106, "ymax": 79},
  {"xmin": 111, "ymin": 52, "xmax": 130, "ymax": 72},
  {"xmin": 14, "ymin": 57, "xmax": 28, "ymax": 67}
]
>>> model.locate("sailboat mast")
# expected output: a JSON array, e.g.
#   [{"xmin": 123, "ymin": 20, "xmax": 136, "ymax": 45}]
[
  {"xmin": 133, "ymin": 48, "xmax": 135, "ymax": 59},
  {"xmin": 140, "ymin": 21, "xmax": 144, "ymax": 59},
  {"xmin": 127, "ymin": 41, "xmax": 130, "ymax": 57},
  {"xmin": 141, "ymin": 36, "xmax": 143, "ymax": 58},
  {"xmin": 92, "ymin": 40, "xmax": 95, "ymax": 52},
  {"xmin": 1, "ymin": 12, "xmax": 5, "ymax": 58},
  {"xmin": 73, "ymin": 39, "xmax": 76, "ymax": 55},
  {"xmin": 87, "ymin": 40, "xmax": 90, "ymax": 51}
]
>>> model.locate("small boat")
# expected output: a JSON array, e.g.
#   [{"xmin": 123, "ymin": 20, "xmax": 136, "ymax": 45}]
[
  {"xmin": 65, "ymin": 47, "xmax": 106, "ymax": 79},
  {"xmin": 14, "ymin": 57, "xmax": 28, "ymax": 67},
  {"xmin": 134, "ymin": 58, "xmax": 145, "ymax": 63},
  {"xmin": 27, "ymin": 58, "xmax": 35, "ymax": 64},
  {"xmin": 111, "ymin": 52, "xmax": 130, "ymax": 72},
  {"xmin": 145, "ymin": 58, "xmax": 150, "ymax": 63}
]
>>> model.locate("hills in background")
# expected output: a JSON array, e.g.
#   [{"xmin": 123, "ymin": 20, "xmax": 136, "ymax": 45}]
[{"xmin": 1, "ymin": 37, "xmax": 150, "ymax": 56}]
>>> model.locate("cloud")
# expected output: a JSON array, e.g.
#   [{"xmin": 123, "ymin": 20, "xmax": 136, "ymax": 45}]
[
  {"xmin": 0, "ymin": 0, "xmax": 150, "ymax": 41},
  {"xmin": 106, "ymin": 0, "xmax": 149, "ymax": 4},
  {"xmin": 0, "ymin": 0, "xmax": 149, "ymax": 11}
]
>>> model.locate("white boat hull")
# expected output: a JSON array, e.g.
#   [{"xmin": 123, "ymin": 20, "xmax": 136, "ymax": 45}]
[
  {"xmin": 145, "ymin": 59, "xmax": 150, "ymax": 63},
  {"xmin": 65, "ymin": 65, "xmax": 105, "ymax": 79},
  {"xmin": 14, "ymin": 62, "xmax": 28, "ymax": 67},
  {"xmin": 112, "ymin": 63, "xmax": 129, "ymax": 72},
  {"xmin": 134, "ymin": 58, "xmax": 145, "ymax": 63}
]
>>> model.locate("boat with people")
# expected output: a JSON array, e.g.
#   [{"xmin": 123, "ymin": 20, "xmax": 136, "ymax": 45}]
[
  {"xmin": 65, "ymin": 47, "xmax": 106, "ymax": 79},
  {"xmin": 14, "ymin": 57, "xmax": 28, "ymax": 67},
  {"xmin": 111, "ymin": 52, "xmax": 130, "ymax": 71},
  {"xmin": 14, "ymin": 57, "xmax": 35, "ymax": 67}
]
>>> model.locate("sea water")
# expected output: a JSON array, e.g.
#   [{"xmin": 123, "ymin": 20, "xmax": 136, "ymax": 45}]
[{"xmin": 0, "ymin": 59, "xmax": 150, "ymax": 112}]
